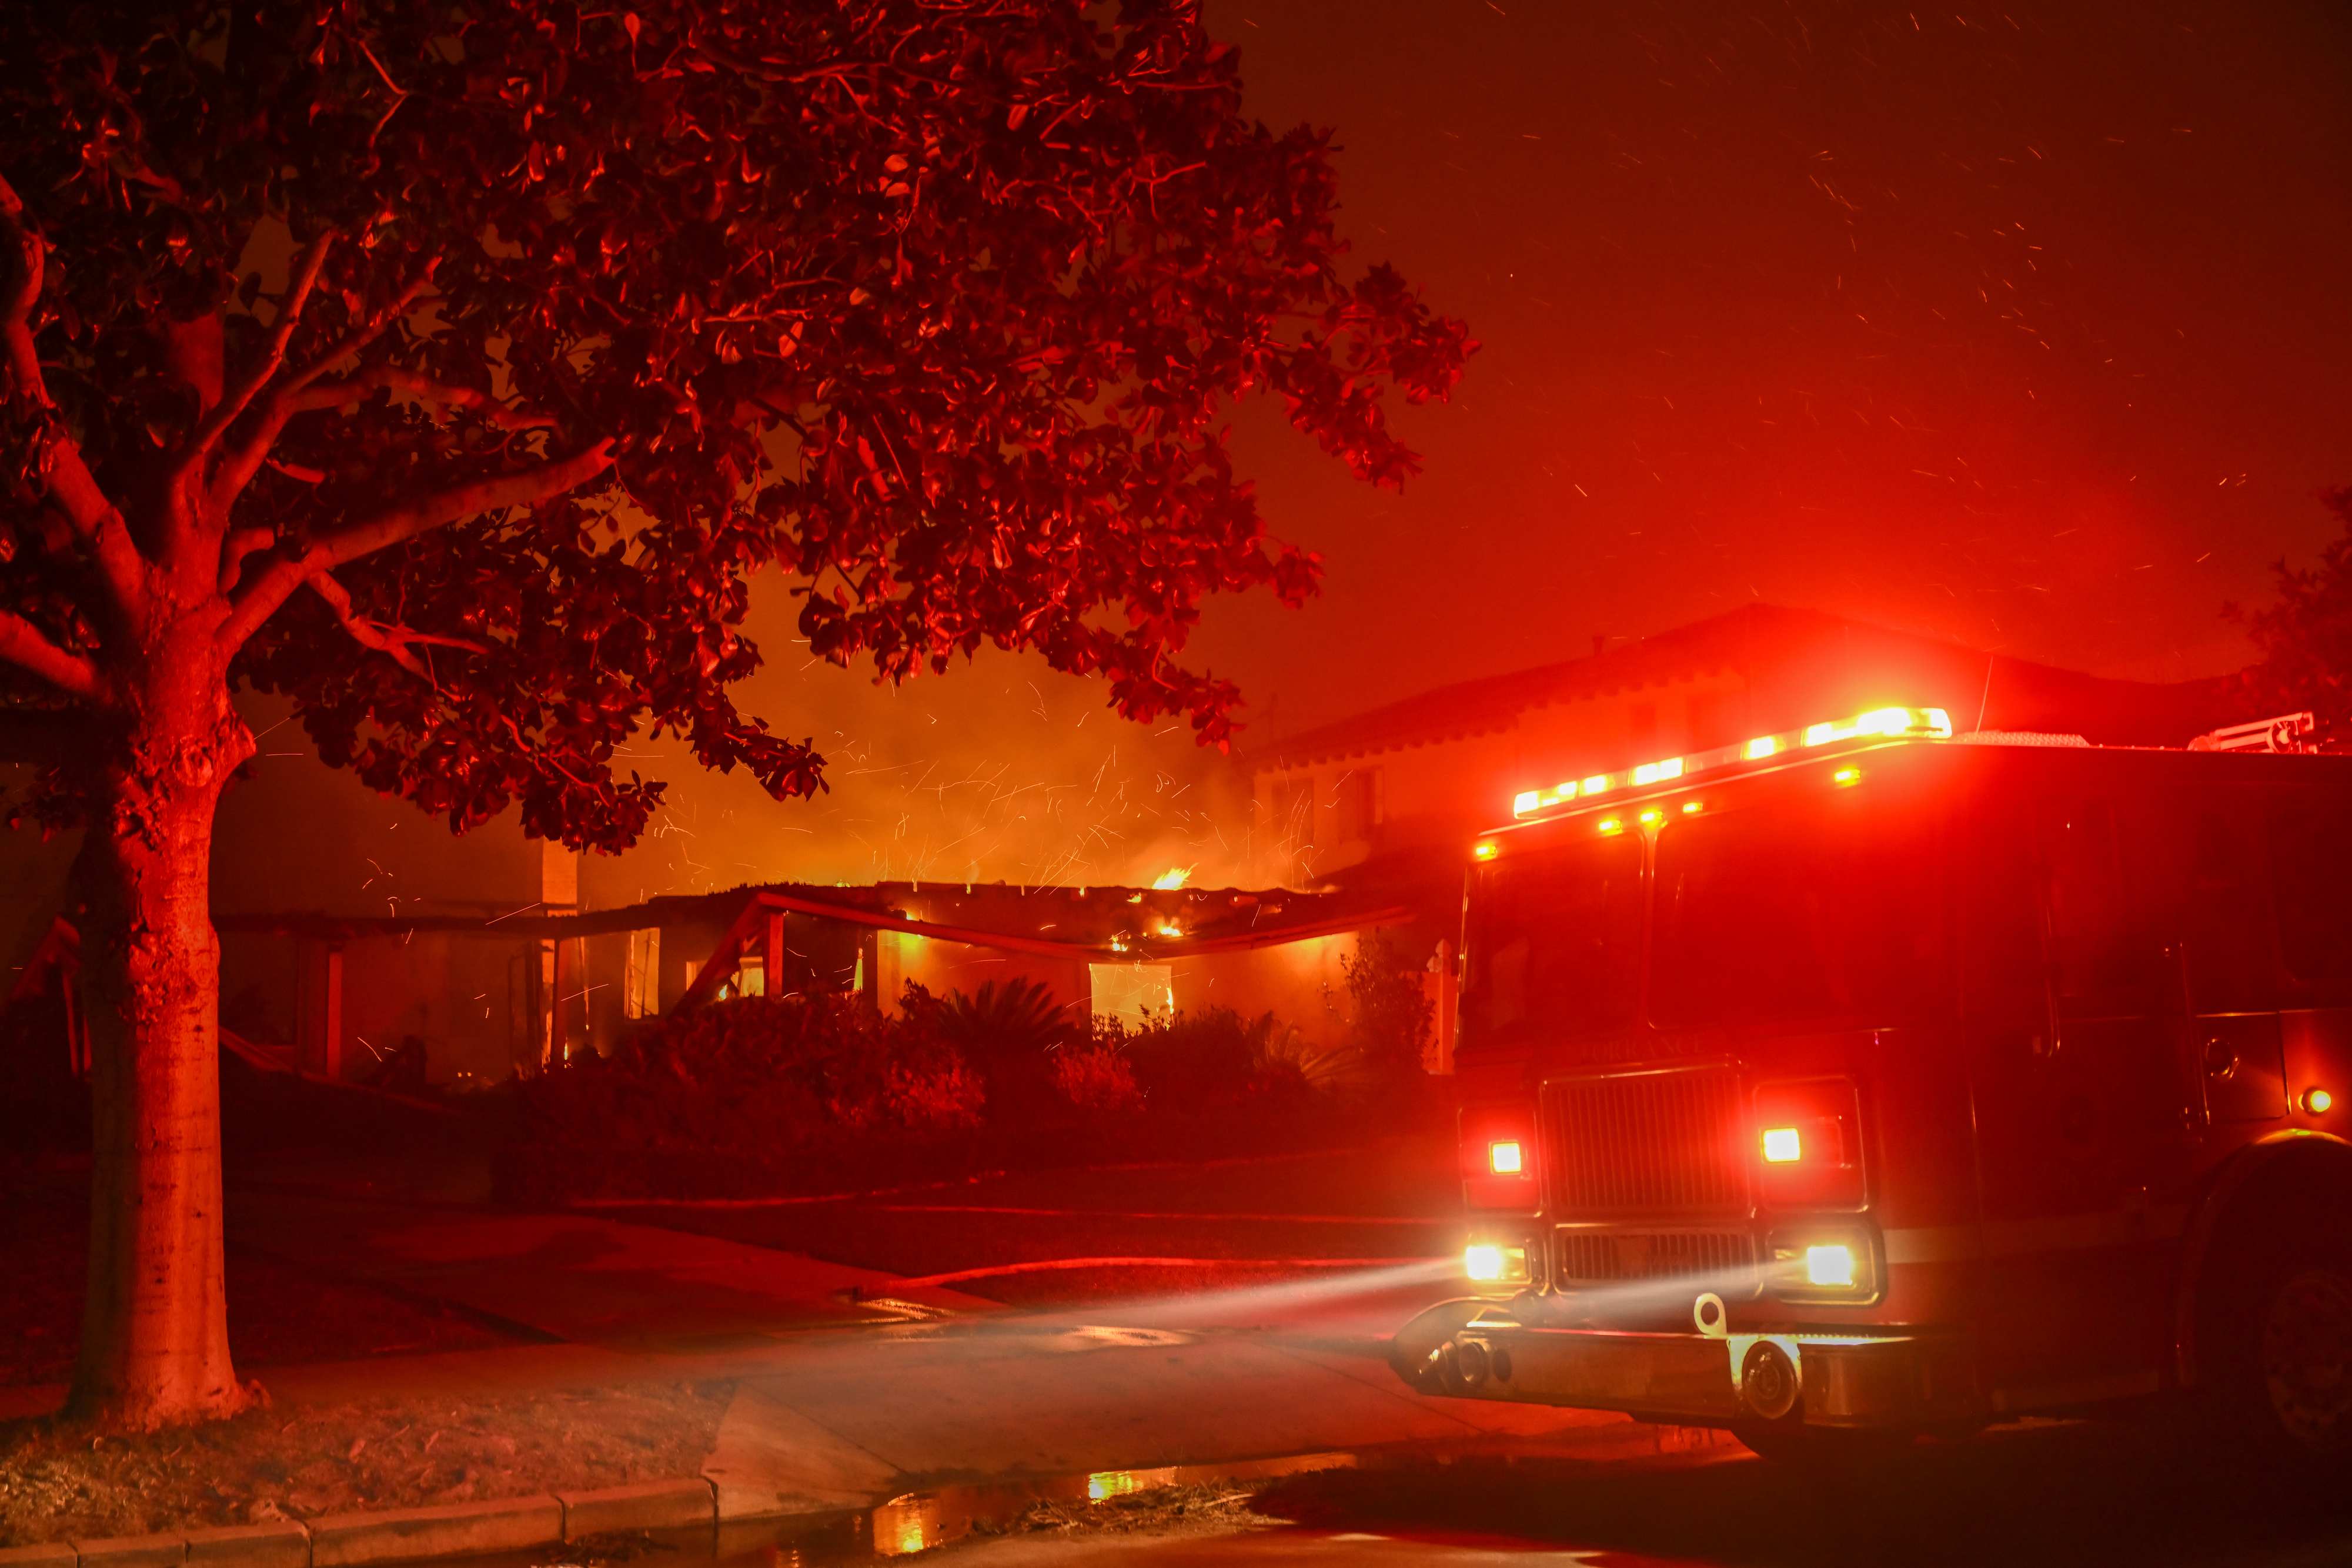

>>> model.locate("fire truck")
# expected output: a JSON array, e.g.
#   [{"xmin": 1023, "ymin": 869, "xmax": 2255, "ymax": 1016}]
[{"xmin": 1392, "ymin": 705, "xmax": 2352, "ymax": 1463}]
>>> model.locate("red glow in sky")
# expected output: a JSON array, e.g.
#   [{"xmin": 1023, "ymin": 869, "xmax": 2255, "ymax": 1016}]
[
  {"xmin": 1191, "ymin": 0, "xmax": 2352, "ymax": 739},
  {"xmin": 71, "ymin": 0, "xmax": 2351, "ymax": 914}
]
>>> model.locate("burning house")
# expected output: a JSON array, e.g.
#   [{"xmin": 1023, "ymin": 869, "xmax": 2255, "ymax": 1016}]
[
  {"xmin": 4, "ymin": 604, "xmax": 2254, "ymax": 1104},
  {"xmin": 2, "ymin": 874, "xmax": 1420, "ymax": 1095}
]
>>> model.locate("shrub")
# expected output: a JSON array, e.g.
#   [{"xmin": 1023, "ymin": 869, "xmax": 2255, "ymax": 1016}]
[
  {"xmin": 501, "ymin": 987, "xmax": 981, "ymax": 1198},
  {"xmin": 924, "ymin": 976, "xmax": 1083, "ymax": 1116},
  {"xmin": 1049, "ymin": 1043, "xmax": 1141, "ymax": 1112},
  {"xmin": 1342, "ymin": 929, "xmax": 1433, "ymax": 1082},
  {"xmin": 495, "ymin": 977, "xmax": 1381, "ymax": 1201},
  {"xmin": 882, "ymin": 1055, "xmax": 988, "ymax": 1128},
  {"xmin": 1097, "ymin": 1005, "xmax": 1329, "ymax": 1115}
]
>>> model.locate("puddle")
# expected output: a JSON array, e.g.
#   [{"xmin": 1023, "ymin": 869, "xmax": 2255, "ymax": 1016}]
[
  {"xmin": 501, "ymin": 1451, "xmax": 1356, "ymax": 1568},
  {"xmin": 739, "ymin": 1450, "xmax": 1354, "ymax": 1563}
]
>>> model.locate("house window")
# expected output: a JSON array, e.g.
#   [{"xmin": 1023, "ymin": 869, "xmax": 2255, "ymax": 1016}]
[
  {"xmin": 1334, "ymin": 768, "xmax": 1381, "ymax": 845},
  {"xmin": 1090, "ymin": 962, "xmax": 1174, "ymax": 1025},
  {"xmin": 623, "ymin": 928, "xmax": 661, "ymax": 1019}
]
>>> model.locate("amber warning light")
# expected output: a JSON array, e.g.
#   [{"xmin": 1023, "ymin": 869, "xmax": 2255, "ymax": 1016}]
[
  {"xmin": 1510, "ymin": 705, "xmax": 1952, "ymax": 818},
  {"xmin": 1464, "ymin": 1244, "xmax": 1528, "ymax": 1284}
]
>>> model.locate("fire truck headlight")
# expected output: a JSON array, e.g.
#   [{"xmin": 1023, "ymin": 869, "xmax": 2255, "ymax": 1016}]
[
  {"xmin": 1803, "ymin": 1244, "xmax": 1857, "ymax": 1288},
  {"xmin": 1761, "ymin": 1126, "xmax": 1802, "ymax": 1163},
  {"xmin": 1489, "ymin": 1140, "xmax": 1524, "ymax": 1175},
  {"xmin": 1463, "ymin": 1244, "xmax": 1529, "ymax": 1285},
  {"xmin": 2306, "ymin": 1086, "xmax": 2334, "ymax": 1115}
]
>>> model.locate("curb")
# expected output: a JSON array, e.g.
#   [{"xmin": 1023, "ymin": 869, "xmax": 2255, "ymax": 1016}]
[{"xmin": 2, "ymin": 1479, "xmax": 721, "ymax": 1568}]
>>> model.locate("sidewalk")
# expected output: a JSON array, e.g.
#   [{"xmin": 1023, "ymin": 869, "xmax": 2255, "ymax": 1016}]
[
  {"xmin": 697, "ymin": 1312, "xmax": 1622, "ymax": 1519},
  {"xmin": 6, "ymin": 1187, "xmax": 1617, "ymax": 1532}
]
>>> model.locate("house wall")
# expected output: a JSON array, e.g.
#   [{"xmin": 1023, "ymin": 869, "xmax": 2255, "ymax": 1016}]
[
  {"xmin": 877, "ymin": 931, "xmax": 1092, "ymax": 1028},
  {"xmin": 1247, "ymin": 628, "xmax": 2075, "ymax": 884},
  {"xmin": 1165, "ymin": 931, "xmax": 1358, "ymax": 1048},
  {"xmin": 1250, "ymin": 671, "xmax": 1770, "ymax": 886},
  {"xmin": 329, "ymin": 932, "xmax": 532, "ymax": 1087}
]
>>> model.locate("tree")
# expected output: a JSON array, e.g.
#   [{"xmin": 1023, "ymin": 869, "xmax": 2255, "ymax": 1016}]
[
  {"xmin": 2228, "ymin": 486, "xmax": 2352, "ymax": 729},
  {"xmin": 0, "ymin": 0, "xmax": 1470, "ymax": 1428}
]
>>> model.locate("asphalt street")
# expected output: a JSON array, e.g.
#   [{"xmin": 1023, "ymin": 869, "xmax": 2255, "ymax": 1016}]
[
  {"xmin": 753, "ymin": 1421, "xmax": 2352, "ymax": 1568},
  {"xmin": 18, "ymin": 1136, "xmax": 2352, "ymax": 1564}
]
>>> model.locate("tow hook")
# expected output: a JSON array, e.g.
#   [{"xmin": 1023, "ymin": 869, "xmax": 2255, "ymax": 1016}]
[{"xmin": 1740, "ymin": 1338, "xmax": 1802, "ymax": 1420}]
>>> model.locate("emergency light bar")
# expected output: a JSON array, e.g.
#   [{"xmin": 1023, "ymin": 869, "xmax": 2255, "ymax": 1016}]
[{"xmin": 1509, "ymin": 706, "xmax": 1952, "ymax": 820}]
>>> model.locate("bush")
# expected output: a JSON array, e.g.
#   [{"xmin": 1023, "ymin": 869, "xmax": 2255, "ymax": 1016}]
[
  {"xmin": 1095, "ymin": 1005, "xmax": 1334, "ymax": 1115},
  {"xmin": 922, "ymin": 977, "xmax": 1083, "ymax": 1117},
  {"xmin": 1048, "ymin": 1043, "xmax": 1141, "ymax": 1112},
  {"xmin": 497, "ymin": 987, "xmax": 982, "ymax": 1202},
  {"xmin": 1342, "ymin": 929, "xmax": 1433, "ymax": 1081},
  {"xmin": 494, "ymin": 977, "xmax": 1428, "ymax": 1203}
]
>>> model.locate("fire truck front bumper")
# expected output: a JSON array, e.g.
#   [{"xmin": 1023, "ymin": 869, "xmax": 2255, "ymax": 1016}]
[{"xmin": 1394, "ymin": 1302, "xmax": 1979, "ymax": 1429}]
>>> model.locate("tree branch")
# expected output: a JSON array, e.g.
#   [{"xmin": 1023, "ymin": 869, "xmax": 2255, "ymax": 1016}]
[
  {"xmin": 208, "ymin": 268, "xmax": 440, "ymax": 510},
  {"xmin": 0, "ymin": 610, "xmax": 102, "ymax": 702},
  {"xmin": 0, "ymin": 173, "xmax": 148, "ymax": 620},
  {"xmin": 177, "ymin": 232, "xmax": 335, "ymax": 473},
  {"xmin": 278, "ymin": 266, "xmax": 437, "ymax": 396},
  {"xmin": 303, "ymin": 569, "xmax": 487, "ymax": 680},
  {"xmin": 0, "ymin": 175, "xmax": 48, "ymax": 403},
  {"xmin": 216, "ymin": 440, "xmax": 616, "ymax": 656},
  {"xmin": 218, "ymin": 527, "xmax": 276, "ymax": 592},
  {"xmin": 285, "ymin": 366, "xmax": 556, "ymax": 429}
]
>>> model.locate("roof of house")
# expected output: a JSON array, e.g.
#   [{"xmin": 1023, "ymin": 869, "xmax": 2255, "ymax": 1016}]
[
  {"xmin": 212, "ymin": 878, "xmax": 1411, "ymax": 959},
  {"xmin": 1244, "ymin": 603, "xmax": 2248, "ymax": 773}
]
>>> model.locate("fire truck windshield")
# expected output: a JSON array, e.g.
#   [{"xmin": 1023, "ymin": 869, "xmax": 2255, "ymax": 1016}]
[
  {"xmin": 1462, "ymin": 835, "xmax": 1645, "ymax": 1047},
  {"xmin": 1652, "ymin": 794, "xmax": 1948, "ymax": 1028}
]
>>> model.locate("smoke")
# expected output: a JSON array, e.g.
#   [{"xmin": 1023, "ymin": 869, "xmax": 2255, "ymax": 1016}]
[
  {"xmin": 204, "ymin": 571, "xmax": 1277, "ymax": 923},
  {"xmin": 583, "ymin": 573, "xmax": 1268, "ymax": 906}
]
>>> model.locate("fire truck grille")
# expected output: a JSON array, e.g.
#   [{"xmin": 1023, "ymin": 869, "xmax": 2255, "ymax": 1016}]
[
  {"xmin": 1553, "ymin": 1229, "xmax": 1758, "ymax": 1286},
  {"xmin": 1539, "ymin": 1066, "xmax": 1747, "ymax": 1216}
]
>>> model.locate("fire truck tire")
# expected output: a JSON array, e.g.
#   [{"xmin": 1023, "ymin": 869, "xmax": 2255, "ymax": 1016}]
[{"xmin": 2197, "ymin": 1202, "xmax": 2352, "ymax": 1470}]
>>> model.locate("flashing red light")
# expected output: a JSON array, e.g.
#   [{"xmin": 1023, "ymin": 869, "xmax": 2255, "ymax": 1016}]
[{"xmin": 1755, "ymin": 1079, "xmax": 1863, "ymax": 1208}]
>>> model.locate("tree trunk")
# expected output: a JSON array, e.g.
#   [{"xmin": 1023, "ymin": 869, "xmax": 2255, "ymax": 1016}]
[{"xmin": 65, "ymin": 611, "xmax": 255, "ymax": 1429}]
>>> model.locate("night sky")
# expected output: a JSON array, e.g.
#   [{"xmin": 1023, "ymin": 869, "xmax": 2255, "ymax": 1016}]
[
  {"xmin": 18, "ymin": 0, "xmax": 2346, "ymax": 922},
  {"xmin": 1192, "ymin": 0, "xmax": 2352, "ymax": 727}
]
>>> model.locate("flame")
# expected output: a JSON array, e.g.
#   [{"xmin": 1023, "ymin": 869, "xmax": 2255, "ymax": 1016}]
[{"xmin": 1151, "ymin": 865, "xmax": 1194, "ymax": 890}]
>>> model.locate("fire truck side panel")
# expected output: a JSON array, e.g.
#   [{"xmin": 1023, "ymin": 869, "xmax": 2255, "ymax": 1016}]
[
  {"xmin": 1428, "ymin": 740, "xmax": 2352, "ymax": 1432},
  {"xmin": 1852, "ymin": 1024, "xmax": 1981, "ymax": 1329}
]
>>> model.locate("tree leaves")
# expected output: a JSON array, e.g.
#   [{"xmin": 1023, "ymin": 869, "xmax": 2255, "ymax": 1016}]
[
  {"xmin": 0, "ymin": 0, "xmax": 1472, "ymax": 850},
  {"xmin": 2230, "ymin": 487, "xmax": 2352, "ymax": 729}
]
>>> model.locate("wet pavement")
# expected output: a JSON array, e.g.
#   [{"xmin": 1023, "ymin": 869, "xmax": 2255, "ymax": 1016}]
[
  {"xmin": 476, "ymin": 1414, "xmax": 2352, "ymax": 1568},
  {"xmin": 643, "ymin": 1417, "xmax": 2352, "ymax": 1567},
  {"xmin": 25, "ymin": 1139, "xmax": 2352, "ymax": 1564}
]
